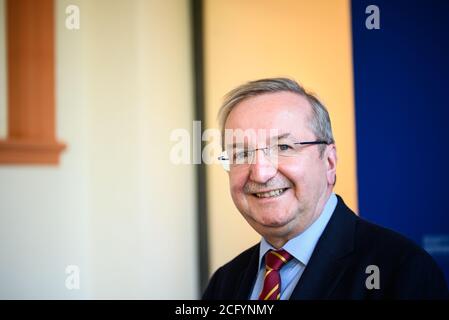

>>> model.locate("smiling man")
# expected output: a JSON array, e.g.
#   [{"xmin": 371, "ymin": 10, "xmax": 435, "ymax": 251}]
[{"xmin": 202, "ymin": 78, "xmax": 448, "ymax": 300}]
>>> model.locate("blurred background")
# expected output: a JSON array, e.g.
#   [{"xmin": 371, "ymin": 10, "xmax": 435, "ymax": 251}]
[{"xmin": 0, "ymin": 0, "xmax": 448, "ymax": 299}]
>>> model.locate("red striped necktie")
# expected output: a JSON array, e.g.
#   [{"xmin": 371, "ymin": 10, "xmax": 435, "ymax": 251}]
[{"xmin": 258, "ymin": 249, "xmax": 292, "ymax": 300}]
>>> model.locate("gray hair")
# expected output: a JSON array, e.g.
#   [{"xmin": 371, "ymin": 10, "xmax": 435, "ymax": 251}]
[{"xmin": 217, "ymin": 77, "xmax": 335, "ymax": 156}]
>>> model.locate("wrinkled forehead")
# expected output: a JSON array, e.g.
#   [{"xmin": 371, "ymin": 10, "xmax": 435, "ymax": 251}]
[
  {"xmin": 224, "ymin": 129, "xmax": 294, "ymax": 149},
  {"xmin": 223, "ymin": 92, "xmax": 314, "ymax": 147}
]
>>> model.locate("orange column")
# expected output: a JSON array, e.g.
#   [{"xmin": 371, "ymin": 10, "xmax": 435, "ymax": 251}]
[{"xmin": 0, "ymin": 0, "xmax": 65, "ymax": 164}]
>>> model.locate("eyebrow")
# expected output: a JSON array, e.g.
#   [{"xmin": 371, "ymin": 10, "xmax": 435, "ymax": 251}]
[
  {"xmin": 275, "ymin": 133, "xmax": 292, "ymax": 140},
  {"xmin": 226, "ymin": 132, "xmax": 292, "ymax": 149}
]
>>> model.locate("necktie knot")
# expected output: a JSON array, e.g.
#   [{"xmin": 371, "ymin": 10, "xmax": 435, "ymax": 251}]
[{"xmin": 265, "ymin": 249, "xmax": 292, "ymax": 271}]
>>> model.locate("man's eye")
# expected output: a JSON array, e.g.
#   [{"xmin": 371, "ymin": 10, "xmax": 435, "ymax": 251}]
[
  {"xmin": 234, "ymin": 150, "xmax": 249, "ymax": 160},
  {"xmin": 278, "ymin": 144, "xmax": 292, "ymax": 151}
]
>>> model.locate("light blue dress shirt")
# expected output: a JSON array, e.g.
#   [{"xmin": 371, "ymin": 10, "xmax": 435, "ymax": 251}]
[{"xmin": 249, "ymin": 193, "xmax": 338, "ymax": 300}]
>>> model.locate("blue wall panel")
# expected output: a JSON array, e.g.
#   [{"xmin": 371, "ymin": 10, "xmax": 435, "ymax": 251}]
[{"xmin": 351, "ymin": 0, "xmax": 449, "ymax": 285}]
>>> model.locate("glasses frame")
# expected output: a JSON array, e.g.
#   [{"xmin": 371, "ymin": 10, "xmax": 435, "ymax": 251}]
[{"xmin": 217, "ymin": 140, "xmax": 329, "ymax": 171}]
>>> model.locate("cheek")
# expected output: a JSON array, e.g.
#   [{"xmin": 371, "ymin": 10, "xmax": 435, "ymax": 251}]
[
  {"xmin": 278, "ymin": 163, "xmax": 305, "ymax": 191},
  {"xmin": 229, "ymin": 173, "xmax": 248, "ymax": 199},
  {"xmin": 281, "ymin": 157, "xmax": 326, "ymax": 186}
]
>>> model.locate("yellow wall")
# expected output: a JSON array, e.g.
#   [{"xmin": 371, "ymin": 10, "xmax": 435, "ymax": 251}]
[{"xmin": 204, "ymin": 0, "xmax": 358, "ymax": 274}]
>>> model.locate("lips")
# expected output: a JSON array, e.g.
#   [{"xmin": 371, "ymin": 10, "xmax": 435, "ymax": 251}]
[{"xmin": 253, "ymin": 188, "xmax": 288, "ymax": 198}]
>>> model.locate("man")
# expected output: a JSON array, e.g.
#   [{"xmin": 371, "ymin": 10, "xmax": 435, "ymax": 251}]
[{"xmin": 202, "ymin": 78, "xmax": 448, "ymax": 299}]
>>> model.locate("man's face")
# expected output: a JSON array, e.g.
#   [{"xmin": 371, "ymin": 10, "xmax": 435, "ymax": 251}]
[{"xmin": 224, "ymin": 91, "xmax": 337, "ymax": 246}]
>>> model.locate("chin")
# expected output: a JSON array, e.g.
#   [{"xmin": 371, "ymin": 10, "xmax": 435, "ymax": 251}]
[{"xmin": 251, "ymin": 210, "xmax": 293, "ymax": 228}]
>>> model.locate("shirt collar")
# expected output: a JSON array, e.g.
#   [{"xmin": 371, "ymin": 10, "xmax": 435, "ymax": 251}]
[{"xmin": 258, "ymin": 192, "xmax": 338, "ymax": 267}]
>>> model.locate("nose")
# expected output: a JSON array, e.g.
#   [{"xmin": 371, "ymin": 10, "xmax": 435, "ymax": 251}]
[{"xmin": 248, "ymin": 149, "xmax": 277, "ymax": 183}]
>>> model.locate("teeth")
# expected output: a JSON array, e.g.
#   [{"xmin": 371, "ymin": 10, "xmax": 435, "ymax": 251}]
[{"xmin": 255, "ymin": 188, "xmax": 286, "ymax": 198}]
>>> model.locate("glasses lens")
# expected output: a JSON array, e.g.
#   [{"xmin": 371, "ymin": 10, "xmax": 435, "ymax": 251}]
[{"xmin": 275, "ymin": 143, "xmax": 297, "ymax": 157}]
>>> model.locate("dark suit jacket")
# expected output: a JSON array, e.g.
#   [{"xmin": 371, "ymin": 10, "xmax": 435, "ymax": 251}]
[{"xmin": 203, "ymin": 195, "xmax": 449, "ymax": 299}]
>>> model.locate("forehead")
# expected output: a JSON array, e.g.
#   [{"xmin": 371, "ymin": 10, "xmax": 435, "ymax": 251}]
[{"xmin": 224, "ymin": 91, "xmax": 313, "ymax": 138}]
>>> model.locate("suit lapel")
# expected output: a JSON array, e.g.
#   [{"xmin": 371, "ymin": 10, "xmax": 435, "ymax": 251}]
[
  {"xmin": 290, "ymin": 195, "xmax": 357, "ymax": 299},
  {"xmin": 235, "ymin": 244, "xmax": 260, "ymax": 299}
]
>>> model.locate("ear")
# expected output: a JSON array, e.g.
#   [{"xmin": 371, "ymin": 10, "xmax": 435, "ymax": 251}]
[{"xmin": 325, "ymin": 144, "xmax": 337, "ymax": 186}]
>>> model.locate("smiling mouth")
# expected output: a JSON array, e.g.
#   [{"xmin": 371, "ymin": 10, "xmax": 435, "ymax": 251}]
[{"xmin": 253, "ymin": 188, "xmax": 289, "ymax": 199}]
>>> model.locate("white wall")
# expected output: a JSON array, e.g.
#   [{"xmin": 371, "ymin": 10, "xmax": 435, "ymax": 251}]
[{"xmin": 0, "ymin": 0, "xmax": 197, "ymax": 299}]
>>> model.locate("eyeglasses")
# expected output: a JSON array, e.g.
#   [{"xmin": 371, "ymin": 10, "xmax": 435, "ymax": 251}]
[{"xmin": 218, "ymin": 140, "xmax": 329, "ymax": 171}]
